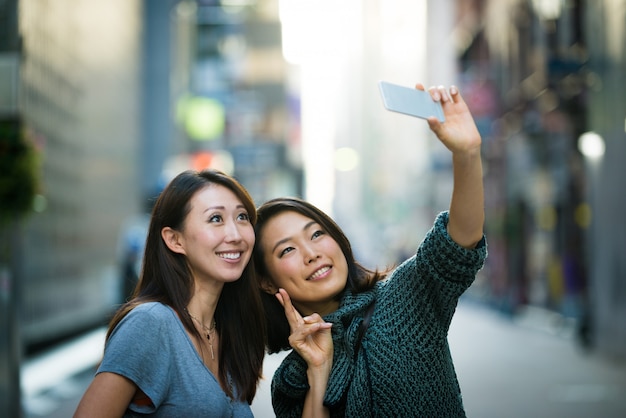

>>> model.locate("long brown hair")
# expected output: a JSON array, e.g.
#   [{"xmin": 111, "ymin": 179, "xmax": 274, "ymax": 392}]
[
  {"xmin": 253, "ymin": 197, "xmax": 386, "ymax": 353},
  {"xmin": 108, "ymin": 169, "xmax": 265, "ymax": 403}
]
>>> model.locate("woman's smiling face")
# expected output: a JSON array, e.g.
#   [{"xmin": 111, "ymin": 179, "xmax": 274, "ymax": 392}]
[
  {"xmin": 174, "ymin": 184, "xmax": 255, "ymax": 285},
  {"xmin": 260, "ymin": 210, "xmax": 348, "ymax": 316}
]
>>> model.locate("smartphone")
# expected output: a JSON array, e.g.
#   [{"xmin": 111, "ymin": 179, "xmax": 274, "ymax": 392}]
[{"xmin": 378, "ymin": 81, "xmax": 445, "ymax": 122}]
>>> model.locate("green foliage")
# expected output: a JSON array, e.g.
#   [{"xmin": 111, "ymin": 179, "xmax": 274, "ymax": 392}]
[{"xmin": 0, "ymin": 117, "xmax": 39, "ymax": 227}]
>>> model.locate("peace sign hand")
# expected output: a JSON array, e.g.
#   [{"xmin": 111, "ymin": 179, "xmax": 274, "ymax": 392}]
[{"xmin": 275, "ymin": 288, "xmax": 334, "ymax": 371}]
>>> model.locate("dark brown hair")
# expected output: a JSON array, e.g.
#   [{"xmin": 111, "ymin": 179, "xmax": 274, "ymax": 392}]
[
  {"xmin": 253, "ymin": 197, "xmax": 386, "ymax": 353},
  {"xmin": 107, "ymin": 169, "xmax": 265, "ymax": 403}
]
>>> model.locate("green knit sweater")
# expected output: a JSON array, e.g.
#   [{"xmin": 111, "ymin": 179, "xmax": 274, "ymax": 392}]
[{"xmin": 270, "ymin": 211, "xmax": 487, "ymax": 417}]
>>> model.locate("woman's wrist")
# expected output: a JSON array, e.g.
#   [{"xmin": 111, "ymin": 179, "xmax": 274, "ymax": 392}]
[
  {"xmin": 307, "ymin": 360, "xmax": 332, "ymax": 384},
  {"xmin": 302, "ymin": 363, "xmax": 332, "ymax": 418}
]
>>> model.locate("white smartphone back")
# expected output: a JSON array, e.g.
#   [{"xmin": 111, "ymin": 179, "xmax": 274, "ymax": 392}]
[{"xmin": 378, "ymin": 81, "xmax": 445, "ymax": 122}]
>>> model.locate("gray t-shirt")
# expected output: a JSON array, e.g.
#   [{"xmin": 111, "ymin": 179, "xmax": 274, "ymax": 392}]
[{"xmin": 97, "ymin": 302, "xmax": 254, "ymax": 417}]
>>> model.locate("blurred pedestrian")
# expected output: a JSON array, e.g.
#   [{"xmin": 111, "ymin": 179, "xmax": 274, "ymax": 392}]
[
  {"xmin": 253, "ymin": 84, "xmax": 487, "ymax": 417},
  {"xmin": 119, "ymin": 238, "xmax": 142, "ymax": 302},
  {"xmin": 74, "ymin": 169, "xmax": 266, "ymax": 417}
]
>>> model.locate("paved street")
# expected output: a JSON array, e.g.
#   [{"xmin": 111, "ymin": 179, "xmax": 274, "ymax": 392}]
[
  {"xmin": 22, "ymin": 301, "xmax": 626, "ymax": 417},
  {"xmin": 449, "ymin": 302, "xmax": 626, "ymax": 418}
]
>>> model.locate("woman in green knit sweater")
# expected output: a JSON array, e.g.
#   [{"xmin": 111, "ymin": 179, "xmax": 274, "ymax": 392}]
[{"xmin": 253, "ymin": 84, "xmax": 487, "ymax": 417}]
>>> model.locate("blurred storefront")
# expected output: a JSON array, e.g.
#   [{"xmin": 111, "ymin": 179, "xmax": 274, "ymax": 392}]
[
  {"xmin": 17, "ymin": 0, "xmax": 147, "ymax": 349},
  {"xmin": 456, "ymin": 0, "xmax": 626, "ymax": 359}
]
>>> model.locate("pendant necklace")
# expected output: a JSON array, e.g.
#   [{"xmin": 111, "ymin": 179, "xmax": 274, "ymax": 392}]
[{"xmin": 188, "ymin": 312, "xmax": 217, "ymax": 360}]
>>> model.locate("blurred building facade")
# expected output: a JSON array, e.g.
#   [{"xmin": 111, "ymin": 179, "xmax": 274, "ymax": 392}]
[
  {"xmin": 581, "ymin": 0, "xmax": 626, "ymax": 360},
  {"xmin": 1, "ymin": 0, "xmax": 25, "ymax": 415},
  {"xmin": 17, "ymin": 0, "xmax": 145, "ymax": 348},
  {"xmin": 455, "ymin": 0, "xmax": 626, "ymax": 360}
]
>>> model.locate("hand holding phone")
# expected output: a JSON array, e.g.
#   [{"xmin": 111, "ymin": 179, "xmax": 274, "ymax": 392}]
[{"xmin": 378, "ymin": 81, "xmax": 445, "ymax": 122}]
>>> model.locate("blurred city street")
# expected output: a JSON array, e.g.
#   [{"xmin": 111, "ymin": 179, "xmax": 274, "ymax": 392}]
[
  {"xmin": 22, "ymin": 300, "xmax": 626, "ymax": 418},
  {"xmin": 3, "ymin": 1, "xmax": 626, "ymax": 417}
]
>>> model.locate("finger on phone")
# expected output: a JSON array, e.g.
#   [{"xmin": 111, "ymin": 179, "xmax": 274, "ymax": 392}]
[
  {"xmin": 437, "ymin": 85, "xmax": 450, "ymax": 102},
  {"xmin": 428, "ymin": 86, "xmax": 441, "ymax": 101}
]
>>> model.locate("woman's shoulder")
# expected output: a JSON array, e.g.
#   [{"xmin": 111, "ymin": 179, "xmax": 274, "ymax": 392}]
[
  {"xmin": 128, "ymin": 301, "xmax": 171, "ymax": 316},
  {"xmin": 132, "ymin": 301, "xmax": 171, "ymax": 314},
  {"xmin": 121, "ymin": 302, "xmax": 177, "ymax": 329},
  {"xmin": 108, "ymin": 302, "xmax": 182, "ymax": 349}
]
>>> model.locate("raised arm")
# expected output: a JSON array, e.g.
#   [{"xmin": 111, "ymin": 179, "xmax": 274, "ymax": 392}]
[{"xmin": 423, "ymin": 84, "xmax": 484, "ymax": 248}]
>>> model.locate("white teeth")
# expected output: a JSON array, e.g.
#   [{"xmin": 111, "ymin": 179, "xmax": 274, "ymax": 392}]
[
  {"xmin": 308, "ymin": 266, "xmax": 330, "ymax": 280},
  {"xmin": 219, "ymin": 252, "xmax": 241, "ymax": 260}
]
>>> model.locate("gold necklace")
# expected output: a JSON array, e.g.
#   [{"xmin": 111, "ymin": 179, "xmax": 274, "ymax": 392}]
[{"xmin": 188, "ymin": 312, "xmax": 217, "ymax": 360}]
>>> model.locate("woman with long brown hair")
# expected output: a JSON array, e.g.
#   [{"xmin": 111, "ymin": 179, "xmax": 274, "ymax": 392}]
[
  {"xmin": 254, "ymin": 84, "xmax": 487, "ymax": 417},
  {"xmin": 75, "ymin": 169, "xmax": 265, "ymax": 417}
]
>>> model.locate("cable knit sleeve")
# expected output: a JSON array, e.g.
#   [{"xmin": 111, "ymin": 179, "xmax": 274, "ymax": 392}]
[
  {"xmin": 270, "ymin": 350, "xmax": 309, "ymax": 418},
  {"xmin": 376, "ymin": 211, "xmax": 487, "ymax": 345}
]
